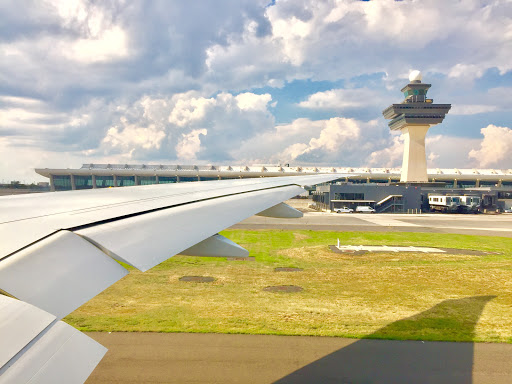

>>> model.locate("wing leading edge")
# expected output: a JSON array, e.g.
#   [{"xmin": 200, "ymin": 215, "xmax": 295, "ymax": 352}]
[{"xmin": 0, "ymin": 174, "xmax": 340, "ymax": 383}]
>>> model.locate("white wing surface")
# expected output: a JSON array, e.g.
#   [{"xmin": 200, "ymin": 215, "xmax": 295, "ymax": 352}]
[{"xmin": 0, "ymin": 175, "xmax": 339, "ymax": 383}]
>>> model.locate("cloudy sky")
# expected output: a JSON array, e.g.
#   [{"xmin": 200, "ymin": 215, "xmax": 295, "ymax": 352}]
[{"xmin": 1, "ymin": 0, "xmax": 512, "ymax": 182}]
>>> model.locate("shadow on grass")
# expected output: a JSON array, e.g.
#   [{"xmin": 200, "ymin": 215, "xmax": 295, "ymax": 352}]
[{"xmin": 274, "ymin": 295, "xmax": 496, "ymax": 384}]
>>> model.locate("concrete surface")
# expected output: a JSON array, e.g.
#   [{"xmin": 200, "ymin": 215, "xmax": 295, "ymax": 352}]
[
  {"xmin": 231, "ymin": 211, "xmax": 512, "ymax": 237},
  {"xmin": 85, "ymin": 332, "xmax": 512, "ymax": 384}
]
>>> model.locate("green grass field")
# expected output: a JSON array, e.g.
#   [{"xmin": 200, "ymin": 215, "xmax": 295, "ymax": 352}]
[{"xmin": 65, "ymin": 230, "xmax": 512, "ymax": 343}]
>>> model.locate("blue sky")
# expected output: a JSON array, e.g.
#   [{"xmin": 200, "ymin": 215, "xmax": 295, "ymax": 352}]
[{"xmin": 1, "ymin": 0, "xmax": 511, "ymax": 182}]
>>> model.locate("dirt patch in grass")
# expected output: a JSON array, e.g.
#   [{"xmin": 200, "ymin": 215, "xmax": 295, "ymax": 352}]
[
  {"xmin": 262, "ymin": 285, "xmax": 304, "ymax": 293},
  {"xmin": 179, "ymin": 276, "xmax": 216, "ymax": 283},
  {"xmin": 274, "ymin": 267, "xmax": 304, "ymax": 272},
  {"xmin": 294, "ymin": 233, "xmax": 311, "ymax": 241}
]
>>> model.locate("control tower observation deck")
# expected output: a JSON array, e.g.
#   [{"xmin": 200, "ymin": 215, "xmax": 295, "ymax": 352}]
[{"xmin": 382, "ymin": 71, "xmax": 451, "ymax": 182}]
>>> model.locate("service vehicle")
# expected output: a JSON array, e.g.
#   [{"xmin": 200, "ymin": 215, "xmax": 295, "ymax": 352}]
[
  {"xmin": 428, "ymin": 195, "xmax": 460, "ymax": 213},
  {"xmin": 429, "ymin": 194, "xmax": 481, "ymax": 213},
  {"xmin": 335, "ymin": 207, "xmax": 353, "ymax": 213},
  {"xmin": 355, "ymin": 206, "xmax": 376, "ymax": 213}
]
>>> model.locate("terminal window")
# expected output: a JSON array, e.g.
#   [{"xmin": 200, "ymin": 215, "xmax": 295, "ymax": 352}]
[
  {"xmin": 53, "ymin": 175, "xmax": 71, "ymax": 191},
  {"xmin": 498, "ymin": 192, "xmax": 512, "ymax": 199},
  {"xmin": 334, "ymin": 193, "xmax": 364, "ymax": 200},
  {"xmin": 158, "ymin": 176, "xmax": 177, "ymax": 183},
  {"xmin": 117, "ymin": 176, "xmax": 135, "ymax": 187}
]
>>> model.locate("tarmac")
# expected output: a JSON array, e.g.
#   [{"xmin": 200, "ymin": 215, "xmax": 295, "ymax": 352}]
[
  {"xmin": 85, "ymin": 208, "xmax": 512, "ymax": 383},
  {"xmin": 231, "ymin": 211, "xmax": 512, "ymax": 237},
  {"xmin": 85, "ymin": 331, "xmax": 512, "ymax": 384}
]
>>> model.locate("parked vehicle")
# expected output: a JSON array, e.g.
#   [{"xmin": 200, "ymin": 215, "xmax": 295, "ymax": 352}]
[
  {"xmin": 335, "ymin": 207, "xmax": 353, "ymax": 213},
  {"xmin": 458, "ymin": 196, "xmax": 481, "ymax": 213},
  {"xmin": 428, "ymin": 195, "xmax": 460, "ymax": 212},
  {"xmin": 428, "ymin": 194, "xmax": 481, "ymax": 213},
  {"xmin": 504, "ymin": 208, "xmax": 512, "ymax": 213},
  {"xmin": 355, "ymin": 206, "xmax": 376, "ymax": 213}
]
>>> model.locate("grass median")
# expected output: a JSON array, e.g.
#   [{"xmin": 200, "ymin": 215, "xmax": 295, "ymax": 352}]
[{"xmin": 65, "ymin": 230, "xmax": 512, "ymax": 343}]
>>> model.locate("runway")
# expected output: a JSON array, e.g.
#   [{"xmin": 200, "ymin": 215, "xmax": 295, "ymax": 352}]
[
  {"xmin": 85, "ymin": 331, "xmax": 512, "ymax": 384},
  {"xmin": 231, "ymin": 211, "xmax": 512, "ymax": 237}
]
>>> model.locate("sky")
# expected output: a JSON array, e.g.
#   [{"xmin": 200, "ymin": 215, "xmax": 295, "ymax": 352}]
[{"xmin": 1, "ymin": 0, "xmax": 512, "ymax": 183}]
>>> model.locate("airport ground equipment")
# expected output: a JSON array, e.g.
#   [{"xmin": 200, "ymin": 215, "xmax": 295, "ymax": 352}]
[{"xmin": 428, "ymin": 194, "xmax": 481, "ymax": 213}]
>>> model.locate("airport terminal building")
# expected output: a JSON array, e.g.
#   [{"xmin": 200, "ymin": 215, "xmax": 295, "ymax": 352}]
[
  {"xmin": 35, "ymin": 163, "xmax": 512, "ymax": 213},
  {"xmin": 36, "ymin": 163, "xmax": 512, "ymax": 191},
  {"xmin": 33, "ymin": 71, "xmax": 512, "ymax": 213}
]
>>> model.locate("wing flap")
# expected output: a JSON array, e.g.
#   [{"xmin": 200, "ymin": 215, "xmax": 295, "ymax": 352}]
[
  {"xmin": 0, "ymin": 231, "xmax": 128, "ymax": 319},
  {"xmin": 0, "ymin": 296, "xmax": 56, "ymax": 369},
  {"xmin": 0, "ymin": 320, "xmax": 106, "ymax": 384},
  {"xmin": 76, "ymin": 185, "xmax": 304, "ymax": 271}
]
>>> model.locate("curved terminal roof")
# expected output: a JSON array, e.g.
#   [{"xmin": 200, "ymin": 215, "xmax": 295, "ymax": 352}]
[{"xmin": 35, "ymin": 164, "xmax": 512, "ymax": 183}]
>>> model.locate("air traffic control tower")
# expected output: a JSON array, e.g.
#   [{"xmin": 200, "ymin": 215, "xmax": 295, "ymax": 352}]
[{"xmin": 383, "ymin": 71, "xmax": 451, "ymax": 182}]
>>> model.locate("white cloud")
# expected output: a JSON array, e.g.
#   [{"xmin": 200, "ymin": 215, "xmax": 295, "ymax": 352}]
[
  {"xmin": 205, "ymin": 0, "xmax": 512, "ymax": 87},
  {"xmin": 448, "ymin": 63, "xmax": 485, "ymax": 82},
  {"xmin": 427, "ymin": 135, "xmax": 484, "ymax": 169},
  {"xmin": 49, "ymin": 0, "xmax": 89, "ymax": 24},
  {"xmin": 450, "ymin": 105, "xmax": 498, "ymax": 115},
  {"xmin": 368, "ymin": 134, "xmax": 403, "ymax": 168},
  {"xmin": 176, "ymin": 129, "xmax": 207, "ymax": 160},
  {"xmin": 90, "ymin": 91, "xmax": 275, "ymax": 161},
  {"xmin": 270, "ymin": 16, "xmax": 312, "ymax": 66},
  {"xmin": 235, "ymin": 93, "xmax": 272, "ymax": 111},
  {"xmin": 236, "ymin": 117, "xmax": 383, "ymax": 165},
  {"xmin": 41, "ymin": 0, "xmax": 130, "ymax": 63},
  {"xmin": 298, "ymin": 88, "xmax": 377, "ymax": 110},
  {"xmin": 168, "ymin": 95, "xmax": 215, "ymax": 127},
  {"xmin": 68, "ymin": 26, "xmax": 129, "ymax": 63},
  {"xmin": 469, "ymin": 125, "xmax": 512, "ymax": 168},
  {"xmin": 279, "ymin": 143, "xmax": 309, "ymax": 161},
  {"xmin": 0, "ymin": 96, "xmax": 44, "ymax": 106},
  {"xmin": 102, "ymin": 121, "xmax": 166, "ymax": 154},
  {"xmin": 302, "ymin": 117, "xmax": 361, "ymax": 154},
  {"xmin": 0, "ymin": 98, "xmax": 103, "ymax": 148}
]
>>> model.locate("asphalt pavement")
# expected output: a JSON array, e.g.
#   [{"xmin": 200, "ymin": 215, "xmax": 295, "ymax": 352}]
[
  {"xmin": 85, "ymin": 330, "xmax": 512, "ymax": 384},
  {"xmin": 231, "ymin": 211, "xmax": 512, "ymax": 237}
]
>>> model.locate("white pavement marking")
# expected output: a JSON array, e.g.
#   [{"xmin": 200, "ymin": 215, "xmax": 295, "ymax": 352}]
[
  {"xmin": 439, "ymin": 226, "xmax": 512, "ymax": 232},
  {"xmin": 337, "ymin": 245, "xmax": 446, "ymax": 253},
  {"xmin": 353, "ymin": 215, "xmax": 419, "ymax": 227}
]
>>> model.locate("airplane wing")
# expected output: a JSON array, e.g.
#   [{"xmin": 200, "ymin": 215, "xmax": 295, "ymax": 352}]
[{"xmin": 0, "ymin": 174, "xmax": 339, "ymax": 383}]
